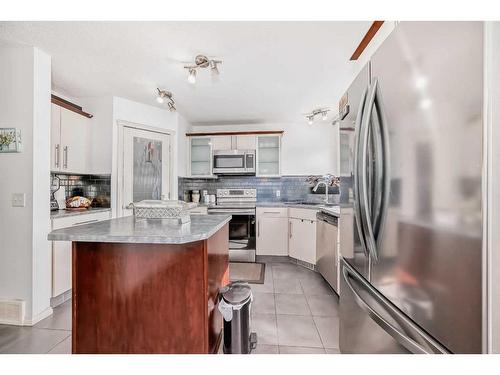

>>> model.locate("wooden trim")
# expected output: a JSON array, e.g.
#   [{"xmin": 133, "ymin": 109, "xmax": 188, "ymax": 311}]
[
  {"xmin": 350, "ymin": 21, "xmax": 385, "ymax": 61},
  {"xmin": 186, "ymin": 130, "xmax": 284, "ymax": 137},
  {"xmin": 51, "ymin": 94, "xmax": 93, "ymax": 118}
]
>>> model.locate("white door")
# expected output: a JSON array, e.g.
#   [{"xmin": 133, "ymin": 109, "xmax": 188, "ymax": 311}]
[
  {"xmin": 256, "ymin": 216, "xmax": 288, "ymax": 256},
  {"xmin": 120, "ymin": 127, "xmax": 171, "ymax": 217}
]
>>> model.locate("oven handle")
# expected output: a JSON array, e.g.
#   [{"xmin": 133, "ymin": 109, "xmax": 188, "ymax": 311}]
[{"xmin": 208, "ymin": 209, "xmax": 256, "ymax": 215}]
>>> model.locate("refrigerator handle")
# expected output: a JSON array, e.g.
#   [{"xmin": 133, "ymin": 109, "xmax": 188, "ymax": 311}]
[
  {"xmin": 353, "ymin": 85, "xmax": 370, "ymax": 258},
  {"xmin": 342, "ymin": 263, "xmax": 449, "ymax": 354},
  {"xmin": 358, "ymin": 83, "xmax": 379, "ymax": 262},
  {"xmin": 373, "ymin": 78, "xmax": 391, "ymax": 250},
  {"xmin": 370, "ymin": 88, "xmax": 384, "ymax": 236}
]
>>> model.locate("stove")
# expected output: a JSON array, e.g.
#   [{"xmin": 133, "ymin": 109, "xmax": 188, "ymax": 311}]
[{"xmin": 208, "ymin": 188, "xmax": 256, "ymax": 262}]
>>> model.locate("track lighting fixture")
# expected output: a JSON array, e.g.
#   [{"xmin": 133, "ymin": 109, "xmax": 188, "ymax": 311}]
[
  {"xmin": 156, "ymin": 88, "xmax": 176, "ymax": 112},
  {"xmin": 304, "ymin": 108, "xmax": 330, "ymax": 124},
  {"xmin": 184, "ymin": 54, "xmax": 222, "ymax": 84}
]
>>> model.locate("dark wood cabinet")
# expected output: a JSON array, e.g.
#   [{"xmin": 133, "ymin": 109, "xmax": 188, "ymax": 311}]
[{"xmin": 71, "ymin": 224, "xmax": 229, "ymax": 354}]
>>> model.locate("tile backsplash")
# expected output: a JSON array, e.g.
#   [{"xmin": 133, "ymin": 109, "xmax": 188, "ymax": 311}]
[
  {"xmin": 178, "ymin": 175, "xmax": 339, "ymax": 204},
  {"xmin": 52, "ymin": 173, "xmax": 111, "ymax": 207}
]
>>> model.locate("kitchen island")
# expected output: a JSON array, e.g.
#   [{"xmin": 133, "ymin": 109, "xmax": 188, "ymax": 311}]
[{"xmin": 48, "ymin": 214, "xmax": 231, "ymax": 354}]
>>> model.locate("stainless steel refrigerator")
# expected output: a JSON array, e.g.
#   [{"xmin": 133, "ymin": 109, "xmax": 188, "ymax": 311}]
[{"xmin": 338, "ymin": 22, "xmax": 484, "ymax": 354}]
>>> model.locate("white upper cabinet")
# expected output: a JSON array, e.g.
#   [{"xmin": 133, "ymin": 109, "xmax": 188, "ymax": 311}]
[
  {"xmin": 51, "ymin": 104, "xmax": 61, "ymax": 171},
  {"xmin": 211, "ymin": 136, "xmax": 233, "ymax": 151},
  {"xmin": 212, "ymin": 135, "xmax": 256, "ymax": 151},
  {"xmin": 51, "ymin": 105, "xmax": 91, "ymax": 174},
  {"xmin": 60, "ymin": 108, "xmax": 91, "ymax": 174},
  {"xmin": 235, "ymin": 135, "xmax": 256, "ymax": 150},
  {"xmin": 187, "ymin": 132, "xmax": 281, "ymax": 177},
  {"xmin": 256, "ymin": 134, "xmax": 281, "ymax": 177},
  {"xmin": 189, "ymin": 136, "xmax": 213, "ymax": 177}
]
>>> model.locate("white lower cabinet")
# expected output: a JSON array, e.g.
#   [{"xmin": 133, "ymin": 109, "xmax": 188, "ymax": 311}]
[
  {"xmin": 256, "ymin": 206, "xmax": 318, "ymax": 263},
  {"xmin": 51, "ymin": 211, "xmax": 111, "ymax": 297},
  {"xmin": 256, "ymin": 207, "xmax": 288, "ymax": 256},
  {"xmin": 288, "ymin": 217, "xmax": 317, "ymax": 265}
]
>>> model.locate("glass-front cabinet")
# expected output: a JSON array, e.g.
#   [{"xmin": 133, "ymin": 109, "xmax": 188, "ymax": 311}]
[
  {"xmin": 256, "ymin": 135, "xmax": 281, "ymax": 177},
  {"xmin": 189, "ymin": 137, "xmax": 213, "ymax": 177}
]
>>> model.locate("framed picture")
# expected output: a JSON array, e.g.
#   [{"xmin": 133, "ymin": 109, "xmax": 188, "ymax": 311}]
[{"xmin": 0, "ymin": 128, "xmax": 22, "ymax": 153}]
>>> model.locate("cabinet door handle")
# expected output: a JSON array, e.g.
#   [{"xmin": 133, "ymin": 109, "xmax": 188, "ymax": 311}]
[
  {"xmin": 55, "ymin": 144, "xmax": 60, "ymax": 168},
  {"xmin": 289, "ymin": 221, "xmax": 292, "ymax": 238},
  {"xmin": 63, "ymin": 146, "xmax": 68, "ymax": 169},
  {"xmin": 257, "ymin": 221, "xmax": 260, "ymax": 237}
]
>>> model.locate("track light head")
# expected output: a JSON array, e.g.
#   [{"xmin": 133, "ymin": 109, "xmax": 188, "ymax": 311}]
[{"xmin": 188, "ymin": 68, "xmax": 197, "ymax": 84}]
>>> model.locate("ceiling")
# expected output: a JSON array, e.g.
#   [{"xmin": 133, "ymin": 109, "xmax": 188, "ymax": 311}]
[{"xmin": 0, "ymin": 21, "xmax": 370, "ymax": 124}]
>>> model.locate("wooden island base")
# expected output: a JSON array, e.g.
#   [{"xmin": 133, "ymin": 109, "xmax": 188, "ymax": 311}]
[{"xmin": 71, "ymin": 224, "xmax": 229, "ymax": 354}]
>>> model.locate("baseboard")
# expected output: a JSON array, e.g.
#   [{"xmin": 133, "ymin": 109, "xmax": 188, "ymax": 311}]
[{"xmin": 23, "ymin": 306, "xmax": 53, "ymax": 326}]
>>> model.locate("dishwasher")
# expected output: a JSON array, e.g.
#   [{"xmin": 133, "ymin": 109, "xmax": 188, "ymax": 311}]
[{"xmin": 316, "ymin": 211, "xmax": 339, "ymax": 293}]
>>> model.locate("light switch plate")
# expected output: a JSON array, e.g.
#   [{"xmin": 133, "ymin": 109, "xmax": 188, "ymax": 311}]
[
  {"xmin": 12, "ymin": 193, "xmax": 26, "ymax": 207},
  {"xmin": 276, "ymin": 190, "xmax": 281, "ymax": 197}
]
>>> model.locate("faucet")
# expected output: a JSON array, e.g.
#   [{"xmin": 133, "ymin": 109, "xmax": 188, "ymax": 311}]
[
  {"xmin": 313, "ymin": 180, "xmax": 330, "ymax": 204},
  {"xmin": 311, "ymin": 174, "xmax": 339, "ymax": 204}
]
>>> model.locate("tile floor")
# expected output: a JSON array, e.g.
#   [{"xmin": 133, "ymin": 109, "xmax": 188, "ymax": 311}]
[
  {"xmin": 249, "ymin": 257, "xmax": 340, "ymax": 354},
  {"xmin": 0, "ymin": 300, "xmax": 71, "ymax": 354},
  {"xmin": 0, "ymin": 257, "xmax": 340, "ymax": 354}
]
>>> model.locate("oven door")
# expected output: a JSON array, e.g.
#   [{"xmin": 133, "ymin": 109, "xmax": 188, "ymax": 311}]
[
  {"xmin": 208, "ymin": 208, "xmax": 256, "ymax": 257},
  {"xmin": 213, "ymin": 153, "xmax": 246, "ymax": 174}
]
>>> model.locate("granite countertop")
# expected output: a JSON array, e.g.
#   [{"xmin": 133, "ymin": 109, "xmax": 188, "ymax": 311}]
[
  {"xmin": 50, "ymin": 207, "xmax": 111, "ymax": 219},
  {"xmin": 256, "ymin": 202, "xmax": 340, "ymax": 217},
  {"xmin": 48, "ymin": 214, "xmax": 232, "ymax": 244}
]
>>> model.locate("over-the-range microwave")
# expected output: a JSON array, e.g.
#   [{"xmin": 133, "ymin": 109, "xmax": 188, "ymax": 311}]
[{"xmin": 212, "ymin": 150, "xmax": 256, "ymax": 175}]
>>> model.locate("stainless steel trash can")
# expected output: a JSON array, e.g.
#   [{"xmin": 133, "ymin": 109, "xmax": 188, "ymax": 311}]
[{"xmin": 218, "ymin": 281, "xmax": 257, "ymax": 354}]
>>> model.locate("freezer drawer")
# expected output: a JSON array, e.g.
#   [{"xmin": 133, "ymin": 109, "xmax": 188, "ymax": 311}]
[{"xmin": 339, "ymin": 259, "xmax": 449, "ymax": 354}]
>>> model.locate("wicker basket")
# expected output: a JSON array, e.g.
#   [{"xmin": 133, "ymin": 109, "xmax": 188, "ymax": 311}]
[{"xmin": 133, "ymin": 200, "xmax": 197, "ymax": 219}]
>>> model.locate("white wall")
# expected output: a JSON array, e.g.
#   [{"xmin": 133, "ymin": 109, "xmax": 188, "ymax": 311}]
[
  {"xmin": 191, "ymin": 121, "xmax": 338, "ymax": 176},
  {"xmin": 0, "ymin": 46, "xmax": 52, "ymax": 324},
  {"xmin": 486, "ymin": 21, "xmax": 500, "ymax": 354},
  {"xmin": 177, "ymin": 114, "xmax": 191, "ymax": 177},
  {"xmin": 111, "ymin": 97, "xmax": 179, "ymax": 216}
]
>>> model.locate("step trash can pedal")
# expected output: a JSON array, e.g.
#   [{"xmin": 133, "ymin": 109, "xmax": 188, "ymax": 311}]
[{"xmin": 218, "ymin": 281, "xmax": 257, "ymax": 354}]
